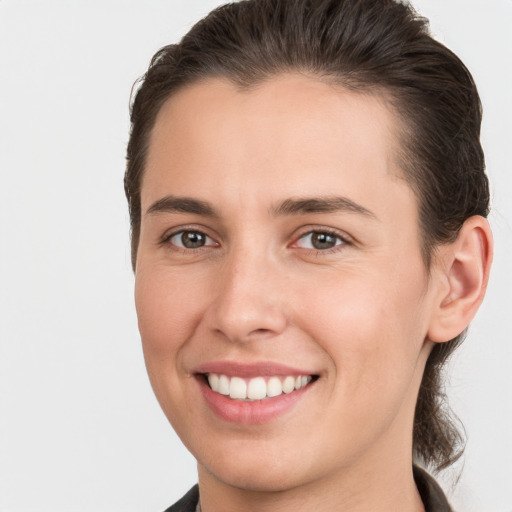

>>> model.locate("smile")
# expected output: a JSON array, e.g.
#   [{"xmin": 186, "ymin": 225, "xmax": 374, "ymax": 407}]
[
  {"xmin": 195, "ymin": 362, "xmax": 319, "ymax": 424},
  {"xmin": 207, "ymin": 373, "xmax": 313, "ymax": 401}
]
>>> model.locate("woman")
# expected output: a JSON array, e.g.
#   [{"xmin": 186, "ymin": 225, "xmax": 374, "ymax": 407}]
[{"xmin": 125, "ymin": 0, "xmax": 493, "ymax": 510}]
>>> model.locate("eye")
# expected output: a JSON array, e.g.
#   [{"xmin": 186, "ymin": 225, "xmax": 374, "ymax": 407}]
[
  {"xmin": 295, "ymin": 231, "xmax": 346, "ymax": 250},
  {"xmin": 168, "ymin": 230, "xmax": 217, "ymax": 249}
]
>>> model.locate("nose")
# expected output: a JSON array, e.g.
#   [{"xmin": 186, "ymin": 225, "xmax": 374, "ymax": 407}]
[{"xmin": 205, "ymin": 249, "xmax": 288, "ymax": 344}]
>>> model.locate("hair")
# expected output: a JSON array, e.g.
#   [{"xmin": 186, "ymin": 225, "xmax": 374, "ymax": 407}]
[{"xmin": 125, "ymin": 0, "xmax": 489, "ymax": 472}]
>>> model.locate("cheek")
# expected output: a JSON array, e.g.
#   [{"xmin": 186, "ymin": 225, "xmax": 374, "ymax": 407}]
[
  {"xmin": 134, "ymin": 266, "xmax": 210, "ymax": 391},
  {"xmin": 136, "ymin": 267, "xmax": 203, "ymax": 344},
  {"xmin": 134, "ymin": 267, "xmax": 214, "ymax": 433},
  {"xmin": 297, "ymin": 262, "xmax": 429, "ymax": 391}
]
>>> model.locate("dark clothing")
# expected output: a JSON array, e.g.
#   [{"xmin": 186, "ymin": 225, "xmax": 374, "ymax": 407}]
[
  {"xmin": 163, "ymin": 465, "xmax": 452, "ymax": 512},
  {"xmin": 163, "ymin": 485, "xmax": 199, "ymax": 512},
  {"xmin": 413, "ymin": 465, "xmax": 453, "ymax": 512}
]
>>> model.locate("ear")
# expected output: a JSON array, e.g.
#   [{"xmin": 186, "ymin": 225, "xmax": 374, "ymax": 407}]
[{"xmin": 427, "ymin": 215, "xmax": 493, "ymax": 343}]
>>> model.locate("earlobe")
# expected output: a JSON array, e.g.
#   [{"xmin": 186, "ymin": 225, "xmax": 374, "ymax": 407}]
[{"xmin": 427, "ymin": 215, "xmax": 493, "ymax": 343}]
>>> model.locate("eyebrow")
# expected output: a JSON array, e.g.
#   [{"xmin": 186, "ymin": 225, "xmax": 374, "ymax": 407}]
[
  {"xmin": 270, "ymin": 196, "xmax": 377, "ymax": 219},
  {"xmin": 146, "ymin": 195, "xmax": 219, "ymax": 217},
  {"xmin": 145, "ymin": 194, "xmax": 377, "ymax": 220}
]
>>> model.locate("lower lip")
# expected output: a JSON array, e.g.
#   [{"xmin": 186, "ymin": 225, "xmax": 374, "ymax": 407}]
[{"xmin": 197, "ymin": 376, "xmax": 313, "ymax": 425}]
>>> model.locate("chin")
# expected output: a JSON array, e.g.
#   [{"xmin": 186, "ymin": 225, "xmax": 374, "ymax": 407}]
[
  {"xmin": 193, "ymin": 438, "xmax": 313, "ymax": 492},
  {"xmin": 202, "ymin": 461, "xmax": 308, "ymax": 493}
]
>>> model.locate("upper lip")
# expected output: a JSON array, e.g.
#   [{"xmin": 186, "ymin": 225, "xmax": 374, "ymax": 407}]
[{"xmin": 193, "ymin": 361, "xmax": 318, "ymax": 378}]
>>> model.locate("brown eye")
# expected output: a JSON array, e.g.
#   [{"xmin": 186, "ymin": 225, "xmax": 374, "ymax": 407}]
[
  {"xmin": 296, "ymin": 231, "xmax": 344, "ymax": 250},
  {"xmin": 169, "ymin": 230, "xmax": 215, "ymax": 249},
  {"xmin": 312, "ymin": 232, "xmax": 338, "ymax": 249}
]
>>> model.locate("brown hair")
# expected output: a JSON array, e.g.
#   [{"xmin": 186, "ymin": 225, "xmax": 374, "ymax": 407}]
[{"xmin": 125, "ymin": 0, "xmax": 489, "ymax": 471}]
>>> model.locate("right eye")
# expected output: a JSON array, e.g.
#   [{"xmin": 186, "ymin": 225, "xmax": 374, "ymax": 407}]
[{"xmin": 167, "ymin": 230, "xmax": 217, "ymax": 249}]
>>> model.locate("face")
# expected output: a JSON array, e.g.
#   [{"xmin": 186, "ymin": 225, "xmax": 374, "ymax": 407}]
[{"xmin": 135, "ymin": 75, "xmax": 438, "ymax": 493}]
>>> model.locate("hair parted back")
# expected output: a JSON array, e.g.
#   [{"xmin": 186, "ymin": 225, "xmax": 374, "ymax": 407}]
[{"xmin": 125, "ymin": 0, "xmax": 489, "ymax": 471}]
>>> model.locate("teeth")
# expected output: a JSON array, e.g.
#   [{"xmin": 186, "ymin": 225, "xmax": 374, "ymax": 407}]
[
  {"xmin": 282, "ymin": 376, "xmax": 295, "ymax": 394},
  {"xmin": 229, "ymin": 377, "xmax": 247, "ymax": 399},
  {"xmin": 247, "ymin": 377, "xmax": 267, "ymax": 400},
  {"xmin": 208, "ymin": 373, "xmax": 219, "ymax": 392},
  {"xmin": 207, "ymin": 373, "xmax": 312, "ymax": 400},
  {"xmin": 267, "ymin": 376, "xmax": 283, "ymax": 397},
  {"xmin": 218, "ymin": 374, "xmax": 230, "ymax": 395}
]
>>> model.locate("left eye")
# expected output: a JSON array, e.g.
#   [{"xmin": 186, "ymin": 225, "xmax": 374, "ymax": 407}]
[
  {"xmin": 296, "ymin": 231, "xmax": 345, "ymax": 250},
  {"xmin": 168, "ymin": 230, "xmax": 216, "ymax": 249}
]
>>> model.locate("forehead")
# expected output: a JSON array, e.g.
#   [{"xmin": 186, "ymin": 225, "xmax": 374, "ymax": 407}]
[{"xmin": 142, "ymin": 74, "xmax": 411, "ymax": 218}]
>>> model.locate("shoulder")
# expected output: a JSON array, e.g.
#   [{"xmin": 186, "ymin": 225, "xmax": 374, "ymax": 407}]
[
  {"xmin": 162, "ymin": 485, "xmax": 199, "ymax": 512},
  {"xmin": 413, "ymin": 465, "xmax": 453, "ymax": 512}
]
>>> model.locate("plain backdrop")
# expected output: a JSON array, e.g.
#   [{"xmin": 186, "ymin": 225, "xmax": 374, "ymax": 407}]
[{"xmin": 0, "ymin": 1, "xmax": 511, "ymax": 511}]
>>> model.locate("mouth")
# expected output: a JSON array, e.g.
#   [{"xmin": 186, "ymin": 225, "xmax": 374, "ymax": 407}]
[
  {"xmin": 202, "ymin": 373, "xmax": 317, "ymax": 401},
  {"xmin": 194, "ymin": 362, "xmax": 320, "ymax": 424}
]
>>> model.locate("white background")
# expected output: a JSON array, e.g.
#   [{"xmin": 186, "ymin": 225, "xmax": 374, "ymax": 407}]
[{"xmin": 0, "ymin": 1, "xmax": 510, "ymax": 511}]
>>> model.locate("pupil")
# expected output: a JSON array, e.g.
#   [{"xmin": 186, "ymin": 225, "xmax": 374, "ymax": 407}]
[
  {"xmin": 312, "ymin": 232, "xmax": 336, "ymax": 249},
  {"xmin": 182, "ymin": 231, "xmax": 205, "ymax": 248}
]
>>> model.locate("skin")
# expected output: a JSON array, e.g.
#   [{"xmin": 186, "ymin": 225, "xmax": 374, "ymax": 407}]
[{"xmin": 134, "ymin": 74, "xmax": 492, "ymax": 511}]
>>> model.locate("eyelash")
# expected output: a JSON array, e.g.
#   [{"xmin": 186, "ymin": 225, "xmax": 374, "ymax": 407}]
[{"xmin": 161, "ymin": 227, "xmax": 352, "ymax": 254}]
